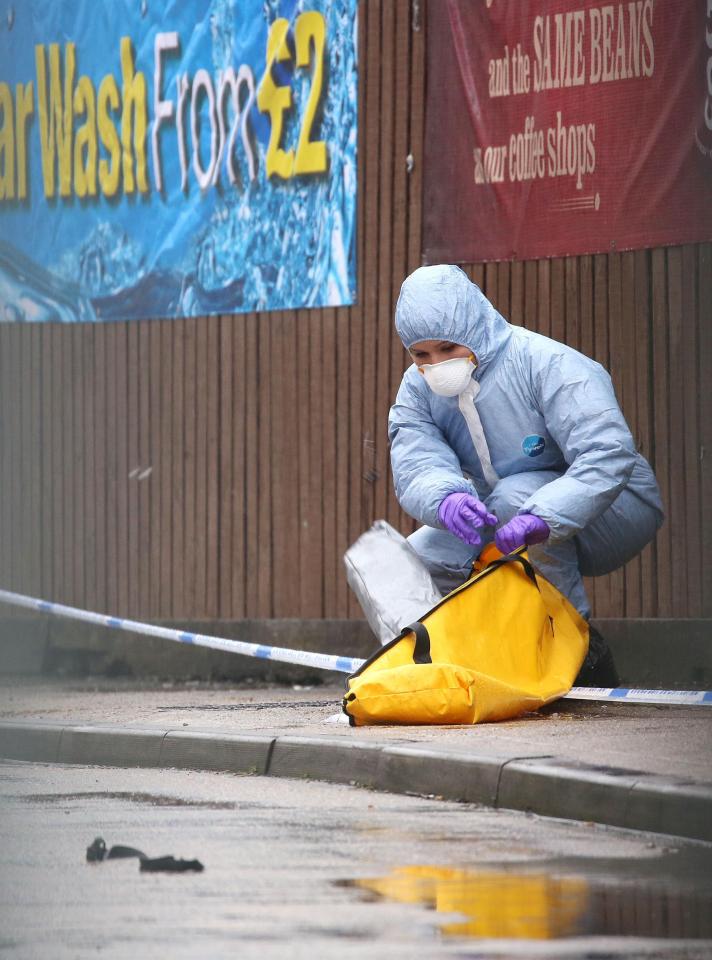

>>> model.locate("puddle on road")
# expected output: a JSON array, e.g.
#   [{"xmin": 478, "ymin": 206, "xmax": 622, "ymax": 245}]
[
  {"xmin": 22, "ymin": 791, "xmax": 237, "ymax": 809},
  {"xmin": 340, "ymin": 864, "xmax": 712, "ymax": 940}
]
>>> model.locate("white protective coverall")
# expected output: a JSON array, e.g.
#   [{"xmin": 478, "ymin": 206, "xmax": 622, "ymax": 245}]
[{"xmin": 389, "ymin": 265, "xmax": 664, "ymax": 618}]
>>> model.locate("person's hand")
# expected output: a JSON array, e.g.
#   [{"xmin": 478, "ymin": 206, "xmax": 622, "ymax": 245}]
[
  {"xmin": 438, "ymin": 492, "xmax": 497, "ymax": 547},
  {"xmin": 495, "ymin": 514, "xmax": 550, "ymax": 554}
]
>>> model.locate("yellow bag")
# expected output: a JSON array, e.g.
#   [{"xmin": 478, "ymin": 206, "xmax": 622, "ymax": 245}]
[{"xmin": 343, "ymin": 548, "xmax": 588, "ymax": 726}]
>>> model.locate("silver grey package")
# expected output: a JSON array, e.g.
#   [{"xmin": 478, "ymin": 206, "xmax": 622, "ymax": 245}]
[{"xmin": 343, "ymin": 520, "xmax": 442, "ymax": 645}]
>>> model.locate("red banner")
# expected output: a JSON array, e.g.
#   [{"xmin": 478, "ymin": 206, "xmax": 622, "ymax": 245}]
[{"xmin": 423, "ymin": 0, "xmax": 712, "ymax": 263}]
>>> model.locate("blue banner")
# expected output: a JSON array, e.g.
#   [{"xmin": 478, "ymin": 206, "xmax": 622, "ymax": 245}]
[{"xmin": 0, "ymin": 0, "xmax": 358, "ymax": 321}]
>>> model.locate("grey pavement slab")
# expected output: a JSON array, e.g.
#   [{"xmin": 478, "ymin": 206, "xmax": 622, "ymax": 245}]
[{"xmin": 1, "ymin": 678, "xmax": 711, "ymax": 843}]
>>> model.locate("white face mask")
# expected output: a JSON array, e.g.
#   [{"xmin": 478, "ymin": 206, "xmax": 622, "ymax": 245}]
[{"xmin": 419, "ymin": 356, "xmax": 476, "ymax": 397}]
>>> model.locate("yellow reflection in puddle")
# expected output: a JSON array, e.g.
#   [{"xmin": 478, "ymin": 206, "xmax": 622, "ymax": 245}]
[{"xmin": 356, "ymin": 866, "xmax": 590, "ymax": 939}]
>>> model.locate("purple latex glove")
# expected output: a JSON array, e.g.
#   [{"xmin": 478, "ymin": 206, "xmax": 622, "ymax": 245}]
[
  {"xmin": 438, "ymin": 492, "xmax": 498, "ymax": 547},
  {"xmin": 495, "ymin": 513, "xmax": 550, "ymax": 554}
]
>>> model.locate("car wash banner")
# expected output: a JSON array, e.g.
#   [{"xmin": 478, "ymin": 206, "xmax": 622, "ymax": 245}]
[
  {"xmin": 423, "ymin": 0, "xmax": 712, "ymax": 263},
  {"xmin": 0, "ymin": 0, "xmax": 357, "ymax": 322}
]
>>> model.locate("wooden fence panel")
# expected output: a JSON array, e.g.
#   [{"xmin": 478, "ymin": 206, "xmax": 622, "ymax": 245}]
[
  {"xmin": 158, "ymin": 318, "xmax": 174, "ymax": 616},
  {"xmin": 0, "ymin": 327, "xmax": 13, "ymax": 591},
  {"xmin": 194, "ymin": 315, "xmax": 209, "ymax": 617},
  {"xmin": 651, "ymin": 249, "xmax": 673, "ymax": 616},
  {"xmin": 509, "ymin": 261, "xmax": 524, "ymax": 328},
  {"xmin": 607, "ymin": 253, "xmax": 626, "ymax": 616},
  {"xmin": 127, "ymin": 322, "xmax": 140, "ymax": 618},
  {"xmin": 181, "ymin": 319, "xmax": 197, "ymax": 617},
  {"xmin": 52, "ymin": 323, "xmax": 67, "ymax": 607},
  {"xmin": 303, "ymin": 310, "xmax": 325, "ymax": 617},
  {"xmin": 27, "ymin": 326, "xmax": 43, "ymax": 596},
  {"xmin": 169, "ymin": 320, "xmax": 185, "ymax": 617},
  {"xmin": 386, "ymin": 0, "xmax": 412, "ymax": 532},
  {"xmin": 666, "ymin": 248, "xmax": 687, "ymax": 617},
  {"xmin": 205, "ymin": 317, "xmax": 220, "ymax": 619},
  {"xmin": 149, "ymin": 322, "xmax": 160, "ymax": 615},
  {"xmin": 244, "ymin": 312, "xmax": 261, "ymax": 618},
  {"xmin": 373, "ymin": 0, "xmax": 395, "ymax": 526},
  {"xmin": 115, "ymin": 323, "xmax": 130, "ymax": 615},
  {"xmin": 699, "ymin": 244, "xmax": 712, "ymax": 618},
  {"xmin": 217, "ymin": 315, "xmax": 234, "ymax": 618},
  {"xmin": 681, "ymin": 246, "xmax": 702, "ymax": 617},
  {"xmin": 321, "ymin": 309, "xmax": 339, "ymax": 616},
  {"xmin": 334, "ymin": 307, "xmax": 352, "ymax": 616}
]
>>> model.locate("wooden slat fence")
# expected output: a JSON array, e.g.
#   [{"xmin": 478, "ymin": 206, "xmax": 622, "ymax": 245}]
[{"xmin": 0, "ymin": 0, "xmax": 710, "ymax": 622}]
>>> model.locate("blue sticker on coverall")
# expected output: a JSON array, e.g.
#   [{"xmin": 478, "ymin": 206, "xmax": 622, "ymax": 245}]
[{"xmin": 522, "ymin": 435, "xmax": 546, "ymax": 457}]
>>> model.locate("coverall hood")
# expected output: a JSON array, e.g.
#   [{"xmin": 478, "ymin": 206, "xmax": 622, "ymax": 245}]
[{"xmin": 395, "ymin": 265, "xmax": 512, "ymax": 374}]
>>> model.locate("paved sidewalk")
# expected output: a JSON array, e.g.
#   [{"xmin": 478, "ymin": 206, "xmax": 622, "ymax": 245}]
[{"xmin": 1, "ymin": 677, "xmax": 711, "ymax": 843}]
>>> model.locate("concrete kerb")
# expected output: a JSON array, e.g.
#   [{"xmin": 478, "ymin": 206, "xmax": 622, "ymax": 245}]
[
  {"xmin": 1, "ymin": 719, "xmax": 711, "ymax": 843},
  {"xmin": 0, "ymin": 721, "xmax": 64, "ymax": 763},
  {"xmin": 625, "ymin": 775, "xmax": 712, "ymax": 841},
  {"xmin": 497, "ymin": 757, "xmax": 641, "ymax": 831},
  {"xmin": 268, "ymin": 736, "xmax": 384, "ymax": 786},
  {"xmin": 374, "ymin": 744, "xmax": 508, "ymax": 806},
  {"xmin": 58, "ymin": 726, "xmax": 166, "ymax": 767},
  {"xmin": 160, "ymin": 730, "xmax": 275, "ymax": 776}
]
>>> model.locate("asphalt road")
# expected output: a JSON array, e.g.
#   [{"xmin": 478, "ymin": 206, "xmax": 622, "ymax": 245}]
[{"xmin": 1, "ymin": 761, "xmax": 711, "ymax": 959}]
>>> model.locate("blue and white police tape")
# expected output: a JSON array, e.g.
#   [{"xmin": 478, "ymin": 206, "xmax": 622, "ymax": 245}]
[
  {"xmin": 562, "ymin": 686, "xmax": 712, "ymax": 705},
  {"xmin": 0, "ymin": 588, "xmax": 363, "ymax": 676},
  {"xmin": 0, "ymin": 586, "xmax": 710, "ymax": 707}
]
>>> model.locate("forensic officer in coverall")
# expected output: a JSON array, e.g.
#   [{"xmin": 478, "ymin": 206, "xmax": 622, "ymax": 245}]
[{"xmin": 389, "ymin": 264, "xmax": 664, "ymax": 685}]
